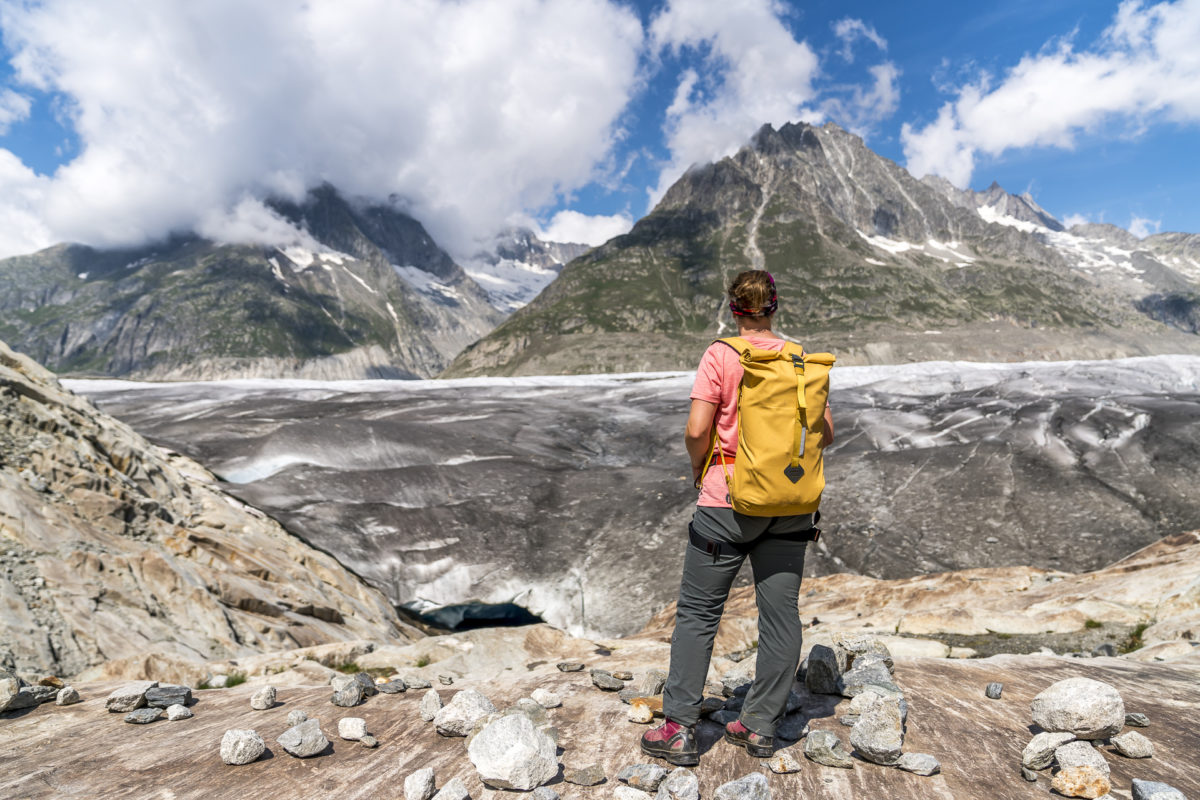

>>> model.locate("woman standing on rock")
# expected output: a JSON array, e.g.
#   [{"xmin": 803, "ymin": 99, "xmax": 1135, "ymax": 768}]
[{"xmin": 640, "ymin": 269, "xmax": 834, "ymax": 765}]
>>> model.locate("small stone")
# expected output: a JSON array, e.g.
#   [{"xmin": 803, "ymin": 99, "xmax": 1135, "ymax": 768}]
[
  {"xmin": 339, "ymin": 717, "xmax": 368, "ymax": 740},
  {"xmin": 839, "ymin": 659, "xmax": 894, "ymax": 698},
  {"xmin": 897, "ymin": 753, "xmax": 940, "ymax": 776},
  {"xmin": 430, "ymin": 777, "xmax": 469, "ymax": 800},
  {"xmin": 628, "ymin": 701, "xmax": 655, "ymax": 724},
  {"xmin": 985, "ymin": 682, "xmax": 1003, "ymax": 699},
  {"xmin": 287, "ymin": 709, "xmax": 308, "ymax": 727},
  {"xmin": 1051, "ymin": 765, "xmax": 1110, "ymax": 799},
  {"xmin": 359, "ymin": 734, "xmax": 379, "ymax": 748},
  {"xmin": 37, "ymin": 676, "xmax": 64, "ymax": 688},
  {"xmin": 591, "ymin": 669, "xmax": 624, "ymax": 691},
  {"xmin": 1031, "ymin": 677, "xmax": 1125, "ymax": 739},
  {"xmin": 557, "ymin": 661, "xmax": 585, "ymax": 672},
  {"xmin": 220, "ymin": 729, "xmax": 265, "ymax": 765},
  {"xmin": 1022, "ymin": 731, "xmax": 1076, "ymax": 769},
  {"xmin": 724, "ymin": 695, "xmax": 744, "ymax": 712},
  {"xmin": 1091, "ymin": 643, "xmax": 1118, "ymax": 658},
  {"xmin": 354, "ymin": 672, "xmax": 378, "ymax": 697},
  {"xmin": 377, "ymin": 679, "xmax": 407, "ymax": 694},
  {"xmin": 831, "ymin": 632, "xmax": 894, "ymax": 674},
  {"xmin": 612, "ymin": 670, "xmax": 633, "ymax": 681},
  {"xmin": 1055, "ymin": 740, "xmax": 1110, "ymax": 777},
  {"xmin": 55, "ymin": 686, "xmax": 81, "ymax": 706},
  {"xmin": 563, "ymin": 764, "xmax": 606, "ymax": 786},
  {"xmin": 468, "ymin": 713, "xmax": 558, "ymax": 790},
  {"xmin": 1131, "ymin": 779, "xmax": 1187, "ymax": 800},
  {"xmin": 404, "ymin": 767, "xmax": 436, "ymax": 800},
  {"xmin": 405, "ymin": 676, "xmax": 432, "ymax": 689},
  {"xmin": 721, "ymin": 673, "xmax": 752, "ymax": 697},
  {"xmin": 1125, "ymin": 712, "xmax": 1150, "ymax": 727},
  {"xmin": 655, "ymin": 767, "xmax": 700, "ymax": 800},
  {"xmin": 166, "ymin": 704, "xmax": 193, "ymax": 720},
  {"xmin": 1021, "ymin": 766, "xmax": 1038, "ymax": 782},
  {"xmin": 144, "ymin": 685, "xmax": 191, "ymax": 709},
  {"xmin": 434, "ymin": 689, "xmax": 497, "ymax": 737},
  {"xmin": 420, "ymin": 688, "xmax": 443, "ymax": 721},
  {"xmin": 250, "ymin": 686, "xmax": 276, "ymax": 710},
  {"xmin": 615, "ymin": 788, "xmax": 651, "ymax": 800},
  {"xmin": 714, "ymin": 771, "xmax": 770, "ymax": 800},
  {"xmin": 438, "ymin": 674, "xmax": 454, "ymax": 685},
  {"xmin": 105, "ymin": 681, "xmax": 158, "ymax": 713},
  {"xmin": 1111, "ymin": 730, "xmax": 1154, "ymax": 758},
  {"xmin": 804, "ymin": 729, "xmax": 855, "ymax": 769},
  {"xmin": 124, "ymin": 707, "xmax": 163, "ymax": 724},
  {"xmin": 839, "ymin": 715, "xmax": 858, "ymax": 727},
  {"xmin": 637, "ymin": 669, "xmax": 668, "ymax": 696},
  {"xmin": 530, "ymin": 688, "xmax": 561, "ymax": 708},
  {"xmin": 804, "ymin": 645, "xmax": 844, "ymax": 695},
  {"xmin": 763, "ymin": 751, "xmax": 802, "ymax": 773},
  {"xmin": 531, "ymin": 788, "xmax": 559, "ymax": 800},
  {"xmin": 776, "ymin": 715, "xmax": 809, "ymax": 741},
  {"xmin": 617, "ymin": 763, "xmax": 669, "ymax": 792},
  {"xmin": 276, "ymin": 718, "xmax": 329, "ymax": 758},
  {"xmin": 332, "ymin": 682, "xmax": 364, "ymax": 708},
  {"xmin": 784, "ymin": 690, "xmax": 803, "ymax": 715},
  {"xmin": 849, "ymin": 695, "xmax": 903, "ymax": 765}
]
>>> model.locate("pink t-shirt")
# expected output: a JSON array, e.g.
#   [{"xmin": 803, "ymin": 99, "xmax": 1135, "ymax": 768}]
[{"xmin": 690, "ymin": 335, "xmax": 787, "ymax": 508}]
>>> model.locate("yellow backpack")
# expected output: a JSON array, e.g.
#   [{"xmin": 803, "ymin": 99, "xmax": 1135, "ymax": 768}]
[{"xmin": 706, "ymin": 337, "xmax": 835, "ymax": 516}]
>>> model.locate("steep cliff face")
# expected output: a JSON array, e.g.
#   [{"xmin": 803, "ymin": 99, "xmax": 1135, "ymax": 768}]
[
  {"xmin": 445, "ymin": 121, "xmax": 1200, "ymax": 377},
  {"xmin": 0, "ymin": 339, "xmax": 420, "ymax": 677}
]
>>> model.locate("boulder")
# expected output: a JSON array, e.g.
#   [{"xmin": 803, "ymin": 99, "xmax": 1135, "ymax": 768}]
[
  {"xmin": 714, "ymin": 772, "xmax": 771, "ymax": 800},
  {"xmin": 435, "ymin": 690, "xmax": 497, "ymax": 737},
  {"xmin": 850, "ymin": 695, "xmax": 904, "ymax": 765},
  {"xmin": 897, "ymin": 753, "xmax": 940, "ymax": 776},
  {"xmin": 219, "ymin": 729, "xmax": 265, "ymax": 765},
  {"xmin": 276, "ymin": 718, "xmax": 329, "ymax": 758},
  {"xmin": 1050, "ymin": 765, "xmax": 1111, "ymax": 799},
  {"xmin": 338, "ymin": 717, "xmax": 368, "ymax": 741},
  {"xmin": 467, "ymin": 713, "xmax": 557, "ymax": 790},
  {"xmin": 144, "ymin": 685, "xmax": 191, "ymax": 709},
  {"xmin": 1021, "ymin": 731, "xmax": 1076, "ymax": 770},
  {"xmin": 250, "ymin": 686, "xmax": 276, "ymax": 710},
  {"xmin": 804, "ymin": 730, "xmax": 854, "ymax": 769},
  {"xmin": 1030, "ymin": 678, "xmax": 1125, "ymax": 738},
  {"xmin": 105, "ymin": 681, "xmax": 157, "ymax": 713},
  {"xmin": 404, "ymin": 767, "xmax": 436, "ymax": 800},
  {"xmin": 1112, "ymin": 730, "xmax": 1155, "ymax": 758},
  {"xmin": 804, "ymin": 645, "xmax": 844, "ymax": 695},
  {"xmin": 1131, "ymin": 779, "xmax": 1187, "ymax": 800},
  {"xmin": 617, "ymin": 763, "xmax": 668, "ymax": 792}
]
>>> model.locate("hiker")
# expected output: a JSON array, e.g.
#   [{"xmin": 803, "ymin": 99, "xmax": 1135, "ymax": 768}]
[{"xmin": 640, "ymin": 269, "xmax": 834, "ymax": 766}]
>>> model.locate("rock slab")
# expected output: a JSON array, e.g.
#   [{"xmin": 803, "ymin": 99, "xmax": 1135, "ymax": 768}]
[{"xmin": 897, "ymin": 753, "xmax": 940, "ymax": 776}]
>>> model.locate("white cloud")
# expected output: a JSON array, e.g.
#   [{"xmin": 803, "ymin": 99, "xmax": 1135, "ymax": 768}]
[
  {"xmin": 0, "ymin": 88, "xmax": 31, "ymax": 133},
  {"xmin": 1061, "ymin": 212, "xmax": 1091, "ymax": 229},
  {"xmin": 901, "ymin": 0, "xmax": 1200, "ymax": 187},
  {"xmin": 832, "ymin": 18, "xmax": 887, "ymax": 63},
  {"xmin": 537, "ymin": 209, "xmax": 632, "ymax": 246},
  {"xmin": 647, "ymin": 0, "xmax": 822, "ymax": 207},
  {"xmin": 196, "ymin": 197, "xmax": 325, "ymax": 251},
  {"xmin": 1129, "ymin": 214, "xmax": 1162, "ymax": 238},
  {"xmin": 820, "ymin": 61, "xmax": 901, "ymax": 137},
  {"xmin": 0, "ymin": 0, "xmax": 644, "ymax": 259}
]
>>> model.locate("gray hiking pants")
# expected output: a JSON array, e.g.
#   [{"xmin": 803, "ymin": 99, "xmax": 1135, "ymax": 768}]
[{"xmin": 661, "ymin": 506, "xmax": 812, "ymax": 737}]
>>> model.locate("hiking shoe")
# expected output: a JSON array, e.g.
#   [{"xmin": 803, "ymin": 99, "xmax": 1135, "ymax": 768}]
[
  {"xmin": 724, "ymin": 719, "xmax": 774, "ymax": 757},
  {"xmin": 641, "ymin": 720, "xmax": 700, "ymax": 766}
]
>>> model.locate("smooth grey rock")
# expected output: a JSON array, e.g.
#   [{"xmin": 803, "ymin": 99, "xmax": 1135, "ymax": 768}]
[
  {"xmin": 359, "ymin": 734, "xmax": 379, "ymax": 748},
  {"xmin": 1055, "ymin": 740, "xmax": 1110, "ymax": 777},
  {"xmin": 776, "ymin": 714, "xmax": 809, "ymax": 741},
  {"xmin": 438, "ymin": 674, "xmax": 454, "ymax": 685},
  {"xmin": 377, "ymin": 679, "xmax": 407, "ymax": 694},
  {"xmin": 985, "ymin": 682, "xmax": 1003, "ymax": 699},
  {"xmin": 405, "ymin": 676, "xmax": 432, "ymax": 690},
  {"xmin": 848, "ymin": 688, "xmax": 907, "ymax": 724},
  {"xmin": 1112, "ymin": 730, "xmax": 1155, "ymax": 758},
  {"xmin": 287, "ymin": 709, "xmax": 308, "ymax": 727},
  {"xmin": 339, "ymin": 717, "xmax": 368, "ymax": 740},
  {"xmin": 1125, "ymin": 712, "xmax": 1150, "ymax": 727},
  {"xmin": 564, "ymin": 764, "xmax": 606, "ymax": 786},
  {"xmin": 1131, "ymin": 779, "xmax": 1187, "ymax": 800},
  {"xmin": 840, "ymin": 661, "xmax": 902, "ymax": 697},
  {"xmin": 850, "ymin": 696, "xmax": 903, "ymax": 765},
  {"xmin": 404, "ymin": 767, "xmax": 437, "ymax": 800},
  {"xmin": 655, "ymin": 767, "xmax": 699, "ymax": 800},
  {"xmin": 804, "ymin": 645, "xmax": 844, "ymax": 695},
  {"xmin": 617, "ymin": 763, "xmax": 669, "ymax": 792},
  {"xmin": 250, "ymin": 686, "xmax": 276, "ymax": 710},
  {"xmin": 1021, "ymin": 766, "xmax": 1038, "ymax": 782},
  {"xmin": 1022, "ymin": 731, "xmax": 1076, "ymax": 769},
  {"xmin": 804, "ymin": 730, "xmax": 855, "ymax": 769},
  {"xmin": 435, "ymin": 689, "xmax": 497, "ymax": 737},
  {"xmin": 331, "ymin": 682, "xmax": 364, "ymax": 708},
  {"xmin": 1031, "ymin": 677, "xmax": 1125, "ymax": 739},
  {"xmin": 276, "ymin": 718, "xmax": 329, "ymax": 758},
  {"xmin": 420, "ymin": 688, "xmax": 443, "ymax": 721},
  {"xmin": 637, "ymin": 669, "xmax": 668, "ymax": 696},
  {"xmin": 144, "ymin": 685, "xmax": 191, "ymax": 709},
  {"xmin": 530, "ymin": 688, "xmax": 561, "ymax": 708},
  {"xmin": 220, "ymin": 729, "xmax": 265, "ymax": 765},
  {"xmin": 590, "ymin": 669, "xmax": 624, "ymax": 691},
  {"xmin": 124, "ymin": 707, "xmax": 163, "ymax": 724},
  {"xmin": 330, "ymin": 674, "xmax": 356, "ymax": 692},
  {"xmin": 762, "ymin": 751, "xmax": 802, "ymax": 773},
  {"xmin": 714, "ymin": 771, "xmax": 770, "ymax": 800},
  {"xmin": 354, "ymin": 672, "xmax": 379, "ymax": 696},
  {"xmin": 105, "ymin": 681, "xmax": 157, "ymax": 713},
  {"xmin": 430, "ymin": 777, "xmax": 469, "ymax": 800},
  {"xmin": 557, "ymin": 661, "xmax": 585, "ymax": 672},
  {"xmin": 55, "ymin": 686, "xmax": 81, "ymax": 706},
  {"xmin": 897, "ymin": 753, "xmax": 940, "ymax": 776},
  {"xmin": 166, "ymin": 704, "xmax": 192, "ymax": 720},
  {"xmin": 467, "ymin": 713, "xmax": 557, "ymax": 790}
]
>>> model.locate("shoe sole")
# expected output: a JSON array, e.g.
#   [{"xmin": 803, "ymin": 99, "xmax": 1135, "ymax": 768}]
[
  {"xmin": 640, "ymin": 740, "xmax": 700, "ymax": 767},
  {"xmin": 724, "ymin": 731, "xmax": 773, "ymax": 758}
]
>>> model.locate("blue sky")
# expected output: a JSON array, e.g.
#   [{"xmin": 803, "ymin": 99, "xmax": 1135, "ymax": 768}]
[{"xmin": 0, "ymin": 0, "xmax": 1196, "ymax": 257}]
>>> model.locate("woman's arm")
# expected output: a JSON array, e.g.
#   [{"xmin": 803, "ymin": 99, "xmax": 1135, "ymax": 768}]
[
  {"xmin": 822, "ymin": 403, "xmax": 834, "ymax": 447},
  {"xmin": 684, "ymin": 399, "xmax": 718, "ymax": 483}
]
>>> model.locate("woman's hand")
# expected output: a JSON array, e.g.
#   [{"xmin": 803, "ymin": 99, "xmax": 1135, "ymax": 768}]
[{"xmin": 820, "ymin": 404, "xmax": 834, "ymax": 447}]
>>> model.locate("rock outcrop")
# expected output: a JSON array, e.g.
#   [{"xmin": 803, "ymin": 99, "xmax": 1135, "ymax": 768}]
[{"xmin": 0, "ymin": 339, "xmax": 419, "ymax": 677}]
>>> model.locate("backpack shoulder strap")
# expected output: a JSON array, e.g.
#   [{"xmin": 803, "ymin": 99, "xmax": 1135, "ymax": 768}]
[{"xmin": 714, "ymin": 336, "xmax": 752, "ymax": 355}]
